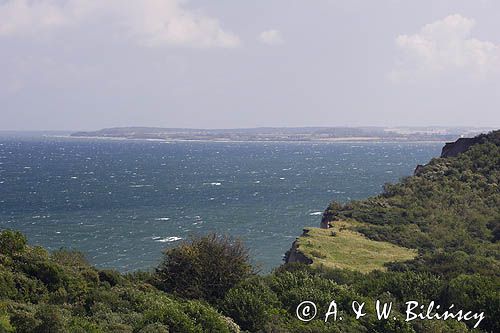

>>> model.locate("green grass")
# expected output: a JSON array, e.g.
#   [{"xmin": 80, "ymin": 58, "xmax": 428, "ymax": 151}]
[{"xmin": 295, "ymin": 221, "xmax": 417, "ymax": 273}]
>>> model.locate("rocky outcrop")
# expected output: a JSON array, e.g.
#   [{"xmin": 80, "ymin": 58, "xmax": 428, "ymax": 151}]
[
  {"xmin": 320, "ymin": 218, "xmax": 330, "ymax": 229},
  {"xmin": 413, "ymin": 164, "xmax": 425, "ymax": 176},
  {"xmin": 320, "ymin": 201, "xmax": 343, "ymax": 229},
  {"xmin": 284, "ymin": 230, "xmax": 313, "ymax": 264},
  {"xmin": 440, "ymin": 136, "xmax": 484, "ymax": 158}
]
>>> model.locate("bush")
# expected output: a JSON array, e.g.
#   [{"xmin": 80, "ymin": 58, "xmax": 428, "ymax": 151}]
[
  {"xmin": 0, "ymin": 304, "xmax": 14, "ymax": 333},
  {"xmin": 221, "ymin": 277, "xmax": 280, "ymax": 332},
  {"xmin": 444, "ymin": 274, "xmax": 499, "ymax": 332},
  {"xmin": 0, "ymin": 230, "xmax": 27, "ymax": 256},
  {"xmin": 51, "ymin": 249, "xmax": 90, "ymax": 268},
  {"xmin": 182, "ymin": 300, "xmax": 231, "ymax": 333},
  {"xmin": 0, "ymin": 270, "xmax": 17, "ymax": 300},
  {"xmin": 98, "ymin": 269, "xmax": 124, "ymax": 287},
  {"xmin": 155, "ymin": 234, "xmax": 252, "ymax": 303},
  {"xmin": 138, "ymin": 322, "xmax": 170, "ymax": 333},
  {"xmin": 34, "ymin": 305, "xmax": 67, "ymax": 333}
]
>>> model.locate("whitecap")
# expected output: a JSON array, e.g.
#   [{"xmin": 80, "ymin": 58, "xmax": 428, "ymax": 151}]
[
  {"xmin": 155, "ymin": 217, "xmax": 170, "ymax": 221},
  {"xmin": 155, "ymin": 236, "xmax": 182, "ymax": 243}
]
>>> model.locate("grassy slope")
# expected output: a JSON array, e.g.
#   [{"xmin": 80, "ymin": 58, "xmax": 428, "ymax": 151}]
[
  {"xmin": 295, "ymin": 221, "xmax": 417, "ymax": 273},
  {"xmin": 296, "ymin": 131, "xmax": 500, "ymax": 275}
]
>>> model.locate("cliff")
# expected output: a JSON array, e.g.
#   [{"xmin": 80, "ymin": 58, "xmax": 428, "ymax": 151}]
[
  {"xmin": 285, "ymin": 130, "xmax": 500, "ymax": 272},
  {"xmin": 440, "ymin": 136, "xmax": 484, "ymax": 157},
  {"xmin": 283, "ymin": 229, "xmax": 314, "ymax": 265}
]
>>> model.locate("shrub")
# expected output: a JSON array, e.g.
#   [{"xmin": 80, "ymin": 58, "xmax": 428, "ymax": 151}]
[
  {"xmin": 444, "ymin": 274, "xmax": 499, "ymax": 332},
  {"xmin": 138, "ymin": 322, "xmax": 170, "ymax": 333},
  {"xmin": 33, "ymin": 305, "xmax": 67, "ymax": 333},
  {"xmin": 51, "ymin": 249, "xmax": 90, "ymax": 268},
  {"xmin": 221, "ymin": 277, "xmax": 280, "ymax": 332},
  {"xmin": 6, "ymin": 303, "xmax": 39, "ymax": 333},
  {"xmin": 98, "ymin": 269, "xmax": 124, "ymax": 287},
  {"xmin": 155, "ymin": 234, "xmax": 252, "ymax": 303},
  {"xmin": 182, "ymin": 300, "xmax": 231, "ymax": 333},
  {"xmin": 0, "ymin": 270, "xmax": 17, "ymax": 300},
  {"xmin": 0, "ymin": 230, "xmax": 27, "ymax": 256}
]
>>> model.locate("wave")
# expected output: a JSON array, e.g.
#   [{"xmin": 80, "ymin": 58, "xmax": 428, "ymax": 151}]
[{"xmin": 154, "ymin": 236, "xmax": 182, "ymax": 243}]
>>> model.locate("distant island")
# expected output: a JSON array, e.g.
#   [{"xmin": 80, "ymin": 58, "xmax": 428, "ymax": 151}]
[{"xmin": 71, "ymin": 126, "xmax": 493, "ymax": 142}]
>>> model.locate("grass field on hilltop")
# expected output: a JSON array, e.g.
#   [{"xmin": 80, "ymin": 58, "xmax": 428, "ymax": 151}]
[{"xmin": 295, "ymin": 221, "xmax": 417, "ymax": 273}]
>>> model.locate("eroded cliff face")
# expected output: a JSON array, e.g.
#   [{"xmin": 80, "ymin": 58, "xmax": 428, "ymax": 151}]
[
  {"xmin": 440, "ymin": 136, "xmax": 484, "ymax": 157},
  {"xmin": 284, "ymin": 230, "xmax": 313, "ymax": 265}
]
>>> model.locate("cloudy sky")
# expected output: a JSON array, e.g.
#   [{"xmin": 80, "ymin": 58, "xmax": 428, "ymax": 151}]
[{"xmin": 1, "ymin": 0, "xmax": 500, "ymax": 130}]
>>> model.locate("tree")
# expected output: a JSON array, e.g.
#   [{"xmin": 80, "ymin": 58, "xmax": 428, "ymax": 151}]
[{"xmin": 155, "ymin": 234, "xmax": 252, "ymax": 303}]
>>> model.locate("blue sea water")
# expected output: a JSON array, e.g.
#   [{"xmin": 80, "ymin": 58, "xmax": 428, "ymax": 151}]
[{"xmin": 0, "ymin": 136, "xmax": 443, "ymax": 272}]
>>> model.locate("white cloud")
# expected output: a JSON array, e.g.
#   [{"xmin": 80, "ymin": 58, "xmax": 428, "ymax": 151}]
[
  {"xmin": 0, "ymin": 0, "xmax": 74, "ymax": 35},
  {"xmin": 0, "ymin": 0, "xmax": 240, "ymax": 48},
  {"xmin": 390, "ymin": 14, "xmax": 500, "ymax": 82},
  {"xmin": 258, "ymin": 29, "xmax": 284, "ymax": 45}
]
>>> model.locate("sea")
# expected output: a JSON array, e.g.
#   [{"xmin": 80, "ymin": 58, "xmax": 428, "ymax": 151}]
[{"xmin": 0, "ymin": 135, "xmax": 443, "ymax": 272}]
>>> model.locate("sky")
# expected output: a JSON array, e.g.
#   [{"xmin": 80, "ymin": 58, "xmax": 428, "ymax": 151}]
[{"xmin": 1, "ymin": 0, "xmax": 500, "ymax": 131}]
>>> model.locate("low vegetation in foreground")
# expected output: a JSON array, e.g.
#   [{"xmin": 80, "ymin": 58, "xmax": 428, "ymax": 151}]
[
  {"xmin": 0, "ymin": 131, "xmax": 499, "ymax": 332},
  {"xmin": 295, "ymin": 222, "xmax": 417, "ymax": 273}
]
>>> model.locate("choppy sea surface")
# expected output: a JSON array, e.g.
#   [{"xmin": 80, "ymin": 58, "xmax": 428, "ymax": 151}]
[{"xmin": 0, "ymin": 136, "xmax": 443, "ymax": 272}]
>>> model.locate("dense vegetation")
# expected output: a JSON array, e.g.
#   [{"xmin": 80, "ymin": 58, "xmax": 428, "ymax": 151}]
[
  {"xmin": 322, "ymin": 130, "xmax": 499, "ymax": 278},
  {"xmin": 0, "ymin": 231, "xmax": 241, "ymax": 332},
  {"xmin": 1, "ymin": 131, "xmax": 499, "ymax": 332}
]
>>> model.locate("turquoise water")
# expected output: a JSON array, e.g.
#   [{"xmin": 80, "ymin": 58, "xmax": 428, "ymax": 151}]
[{"xmin": 0, "ymin": 137, "xmax": 442, "ymax": 272}]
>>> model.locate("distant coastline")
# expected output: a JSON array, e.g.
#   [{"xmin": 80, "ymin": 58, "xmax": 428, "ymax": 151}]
[
  {"xmin": 69, "ymin": 126, "xmax": 493, "ymax": 143},
  {"xmin": 60, "ymin": 135, "xmax": 448, "ymax": 145}
]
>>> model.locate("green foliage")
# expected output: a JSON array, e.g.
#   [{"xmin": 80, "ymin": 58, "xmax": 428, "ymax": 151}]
[
  {"xmin": 221, "ymin": 277, "xmax": 281, "ymax": 331},
  {"xmin": 0, "ymin": 231, "xmax": 26, "ymax": 256},
  {"xmin": 0, "ymin": 230, "xmax": 237, "ymax": 333},
  {"xmin": 98, "ymin": 269, "xmax": 124, "ymax": 287},
  {"xmin": 0, "ymin": 304, "xmax": 14, "ymax": 333},
  {"xmin": 155, "ymin": 234, "xmax": 252, "ymax": 303},
  {"xmin": 138, "ymin": 322, "xmax": 170, "ymax": 333},
  {"xmin": 444, "ymin": 274, "xmax": 499, "ymax": 332},
  {"xmin": 322, "ymin": 131, "xmax": 500, "ymax": 280},
  {"xmin": 33, "ymin": 305, "xmax": 67, "ymax": 333},
  {"xmin": 51, "ymin": 249, "xmax": 90, "ymax": 268},
  {"xmin": 355, "ymin": 271, "xmax": 444, "ymax": 305}
]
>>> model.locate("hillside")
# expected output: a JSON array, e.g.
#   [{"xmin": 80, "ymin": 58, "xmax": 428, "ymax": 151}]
[{"xmin": 287, "ymin": 130, "xmax": 500, "ymax": 277}]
